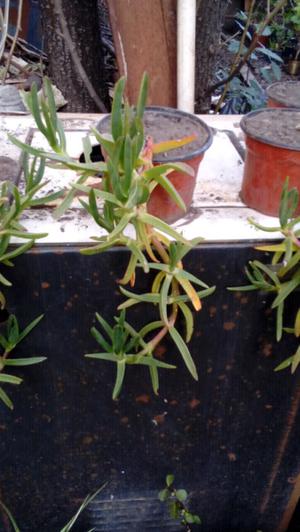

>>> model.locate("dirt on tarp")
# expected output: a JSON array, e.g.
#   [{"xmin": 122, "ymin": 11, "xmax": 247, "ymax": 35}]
[{"xmin": 241, "ymin": 109, "xmax": 300, "ymax": 149}]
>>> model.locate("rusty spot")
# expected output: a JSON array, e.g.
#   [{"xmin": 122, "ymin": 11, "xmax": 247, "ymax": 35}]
[
  {"xmin": 82, "ymin": 435, "xmax": 93, "ymax": 446},
  {"xmin": 223, "ymin": 321, "xmax": 236, "ymax": 331},
  {"xmin": 189, "ymin": 398, "xmax": 200, "ymax": 409},
  {"xmin": 41, "ymin": 414, "xmax": 52, "ymax": 423},
  {"xmin": 169, "ymin": 399, "xmax": 178, "ymax": 406},
  {"xmin": 234, "ymin": 291, "xmax": 242, "ymax": 300},
  {"xmin": 228, "ymin": 452, "xmax": 237, "ymax": 462},
  {"xmin": 209, "ymin": 305, "xmax": 217, "ymax": 318},
  {"xmin": 153, "ymin": 413, "xmax": 166, "ymax": 425},
  {"xmin": 120, "ymin": 416, "xmax": 129, "ymax": 424},
  {"xmin": 41, "ymin": 281, "xmax": 50, "ymax": 289},
  {"xmin": 154, "ymin": 344, "xmax": 166, "ymax": 359},
  {"xmin": 135, "ymin": 394, "xmax": 150, "ymax": 404},
  {"xmin": 262, "ymin": 343, "xmax": 272, "ymax": 357}
]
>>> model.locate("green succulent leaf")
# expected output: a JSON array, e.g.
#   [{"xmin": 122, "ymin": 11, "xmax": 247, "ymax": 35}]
[
  {"xmin": 169, "ymin": 327, "xmax": 198, "ymax": 380},
  {"xmin": 0, "ymin": 386, "xmax": 13, "ymax": 409}
]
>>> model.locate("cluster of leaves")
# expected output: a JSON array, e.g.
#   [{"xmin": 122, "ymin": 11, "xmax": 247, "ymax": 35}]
[
  {"xmin": 0, "ymin": 153, "xmax": 59, "ymax": 307},
  {"xmin": 0, "ymin": 146, "xmax": 62, "ymax": 409},
  {"xmin": 0, "ymin": 314, "xmax": 45, "ymax": 409},
  {"xmin": 158, "ymin": 474, "xmax": 201, "ymax": 531},
  {"xmin": 11, "ymin": 75, "xmax": 215, "ymax": 399},
  {"xmin": 219, "ymin": 8, "xmax": 283, "ymax": 114},
  {"xmin": 229, "ymin": 179, "xmax": 300, "ymax": 373}
]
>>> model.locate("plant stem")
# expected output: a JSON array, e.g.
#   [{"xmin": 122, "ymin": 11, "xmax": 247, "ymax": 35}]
[
  {"xmin": 151, "ymin": 234, "xmax": 170, "ymax": 264},
  {"xmin": 215, "ymin": 0, "xmax": 256, "ymax": 113},
  {"xmin": 206, "ymin": 0, "xmax": 288, "ymax": 97}
]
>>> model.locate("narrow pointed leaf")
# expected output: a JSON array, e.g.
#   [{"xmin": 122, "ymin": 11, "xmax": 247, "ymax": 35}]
[
  {"xmin": 169, "ymin": 327, "xmax": 198, "ymax": 380},
  {"xmin": 91, "ymin": 327, "xmax": 112, "ymax": 352},
  {"xmin": 4, "ymin": 357, "xmax": 46, "ymax": 366},
  {"xmin": 113, "ymin": 360, "xmax": 126, "ymax": 400},
  {"xmin": 0, "ymin": 374, "xmax": 22, "ymax": 384},
  {"xmin": 138, "ymin": 213, "xmax": 191, "ymax": 245},
  {"xmin": 0, "ymin": 387, "xmax": 13, "ymax": 409},
  {"xmin": 17, "ymin": 314, "xmax": 44, "ymax": 343},
  {"xmin": 177, "ymin": 301, "xmax": 194, "ymax": 342},
  {"xmin": 152, "ymin": 134, "xmax": 196, "ymax": 154}
]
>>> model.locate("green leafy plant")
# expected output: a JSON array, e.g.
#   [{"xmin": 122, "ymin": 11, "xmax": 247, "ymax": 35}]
[
  {"xmin": 229, "ymin": 179, "xmax": 300, "ymax": 373},
  {"xmin": 158, "ymin": 474, "xmax": 201, "ymax": 530},
  {"xmin": 0, "ymin": 152, "xmax": 60, "ymax": 308},
  {"xmin": 0, "ymin": 314, "xmax": 45, "ymax": 409},
  {"xmin": 290, "ymin": 0, "xmax": 300, "ymax": 31},
  {"xmin": 10, "ymin": 74, "xmax": 215, "ymax": 399},
  {"xmin": 0, "ymin": 145, "xmax": 62, "ymax": 409}
]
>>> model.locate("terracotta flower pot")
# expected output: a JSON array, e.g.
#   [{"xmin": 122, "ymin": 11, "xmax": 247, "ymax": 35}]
[
  {"xmin": 240, "ymin": 108, "xmax": 300, "ymax": 216},
  {"xmin": 267, "ymin": 81, "xmax": 300, "ymax": 109},
  {"xmin": 97, "ymin": 107, "xmax": 212, "ymax": 223}
]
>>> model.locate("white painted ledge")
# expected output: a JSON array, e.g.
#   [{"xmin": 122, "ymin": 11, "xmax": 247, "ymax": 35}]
[{"xmin": 0, "ymin": 113, "xmax": 284, "ymax": 245}]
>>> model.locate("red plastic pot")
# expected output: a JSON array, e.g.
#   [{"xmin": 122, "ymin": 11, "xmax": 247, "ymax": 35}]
[
  {"xmin": 97, "ymin": 107, "xmax": 212, "ymax": 223},
  {"xmin": 266, "ymin": 81, "xmax": 300, "ymax": 109},
  {"xmin": 240, "ymin": 108, "xmax": 300, "ymax": 216}
]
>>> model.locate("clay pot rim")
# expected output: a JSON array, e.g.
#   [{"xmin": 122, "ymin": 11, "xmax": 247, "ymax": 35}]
[
  {"xmin": 240, "ymin": 108, "xmax": 300, "ymax": 152},
  {"xmin": 97, "ymin": 106, "xmax": 213, "ymax": 163},
  {"xmin": 266, "ymin": 80, "xmax": 300, "ymax": 109}
]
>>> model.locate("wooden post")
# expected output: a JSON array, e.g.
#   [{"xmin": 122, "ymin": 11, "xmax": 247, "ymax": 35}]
[{"xmin": 107, "ymin": 0, "xmax": 177, "ymax": 107}]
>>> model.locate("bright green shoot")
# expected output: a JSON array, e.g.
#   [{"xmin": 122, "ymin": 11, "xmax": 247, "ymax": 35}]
[
  {"xmin": 229, "ymin": 178, "xmax": 300, "ymax": 373},
  {"xmin": 10, "ymin": 74, "xmax": 215, "ymax": 399},
  {"xmin": 0, "ymin": 314, "xmax": 46, "ymax": 410}
]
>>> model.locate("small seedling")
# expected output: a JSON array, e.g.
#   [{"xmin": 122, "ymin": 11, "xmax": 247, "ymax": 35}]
[{"xmin": 158, "ymin": 474, "xmax": 201, "ymax": 531}]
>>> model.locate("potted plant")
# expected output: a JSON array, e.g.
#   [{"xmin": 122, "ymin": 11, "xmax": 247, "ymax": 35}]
[
  {"xmin": 266, "ymin": 80, "xmax": 300, "ymax": 108},
  {"xmin": 2, "ymin": 75, "xmax": 300, "ymax": 531},
  {"xmin": 240, "ymin": 107, "xmax": 300, "ymax": 216},
  {"xmin": 9, "ymin": 74, "xmax": 216, "ymax": 399},
  {"xmin": 97, "ymin": 107, "xmax": 212, "ymax": 223}
]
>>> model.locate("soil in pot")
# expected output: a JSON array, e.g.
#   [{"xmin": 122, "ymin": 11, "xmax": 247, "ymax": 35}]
[
  {"xmin": 240, "ymin": 108, "xmax": 300, "ymax": 216},
  {"xmin": 267, "ymin": 81, "xmax": 300, "ymax": 109},
  {"xmin": 97, "ymin": 107, "xmax": 212, "ymax": 223}
]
